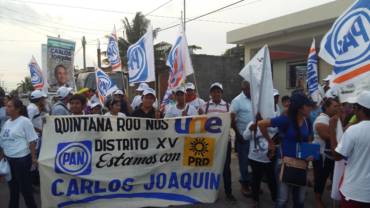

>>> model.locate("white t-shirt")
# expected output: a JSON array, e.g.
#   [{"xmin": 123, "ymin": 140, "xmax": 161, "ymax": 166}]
[
  {"xmin": 27, "ymin": 103, "xmax": 43, "ymax": 131},
  {"xmin": 164, "ymin": 104, "xmax": 198, "ymax": 118},
  {"xmin": 335, "ymin": 121, "xmax": 370, "ymax": 203},
  {"xmin": 187, "ymin": 97, "xmax": 205, "ymax": 110},
  {"xmin": 313, "ymin": 113, "xmax": 330, "ymax": 155},
  {"xmin": 104, "ymin": 112, "xmax": 126, "ymax": 117},
  {"xmin": 0, "ymin": 116, "xmax": 38, "ymax": 158},
  {"xmin": 243, "ymin": 122, "xmax": 277, "ymax": 163}
]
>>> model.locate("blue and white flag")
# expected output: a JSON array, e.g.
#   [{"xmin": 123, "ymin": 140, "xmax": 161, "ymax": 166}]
[
  {"xmin": 166, "ymin": 26, "xmax": 194, "ymax": 89},
  {"xmin": 107, "ymin": 26, "xmax": 122, "ymax": 72},
  {"xmin": 127, "ymin": 25, "xmax": 155, "ymax": 83},
  {"xmin": 95, "ymin": 68, "xmax": 118, "ymax": 104},
  {"xmin": 307, "ymin": 39, "xmax": 321, "ymax": 103},
  {"xmin": 319, "ymin": 0, "xmax": 370, "ymax": 87},
  {"xmin": 28, "ymin": 56, "xmax": 46, "ymax": 90}
]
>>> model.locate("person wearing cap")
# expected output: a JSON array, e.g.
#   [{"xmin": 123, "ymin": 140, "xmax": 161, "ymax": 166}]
[
  {"xmin": 113, "ymin": 89, "xmax": 133, "ymax": 116},
  {"xmin": 132, "ymin": 88, "xmax": 161, "ymax": 118},
  {"xmin": 258, "ymin": 92, "xmax": 314, "ymax": 208},
  {"xmin": 51, "ymin": 86, "xmax": 73, "ymax": 115},
  {"xmin": 27, "ymin": 90, "xmax": 47, "ymax": 144},
  {"xmin": 230, "ymin": 80, "xmax": 253, "ymax": 196},
  {"xmin": 201, "ymin": 82, "xmax": 236, "ymax": 202},
  {"xmin": 273, "ymin": 89, "xmax": 281, "ymax": 116},
  {"xmin": 69, "ymin": 94, "xmax": 87, "ymax": 115},
  {"xmin": 312, "ymin": 97, "xmax": 340, "ymax": 208},
  {"xmin": 164, "ymin": 86, "xmax": 198, "ymax": 118},
  {"xmin": 89, "ymin": 102, "xmax": 102, "ymax": 115},
  {"xmin": 329, "ymin": 91, "xmax": 370, "ymax": 207},
  {"xmin": 131, "ymin": 83, "xmax": 149, "ymax": 110},
  {"xmin": 104, "ymin": 96, "xmax": 126, "ymax": 117},
  {"xmin": 185, "ymin": 82, "xmax": 205, "ymax": 114}
]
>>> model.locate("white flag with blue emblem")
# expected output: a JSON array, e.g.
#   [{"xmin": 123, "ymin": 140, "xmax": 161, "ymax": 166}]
[
  {"xmin": 107, "ymin": 26, "xmax": 122, "ymax": 72},
  {"xmin": 28, "ymin": 56, "xmax": 47, "ymax": 91},
  {"xmin": 95, "ymin": 68, "xmax": 118, "ymax": 104},
  {"xmin": 127, "ymin": 25, "xmax": 155, "ymax": 83},
  {"xmin": 166, "ymin": 26, "xmax": 194, "ymax": 89},
  {"xmin": 319, "ymin": 0, "xmax": 370, "ymax": 100},
  {"xmin": 307, "ymin": 39, "xmax": 322, "ymax": 103}
]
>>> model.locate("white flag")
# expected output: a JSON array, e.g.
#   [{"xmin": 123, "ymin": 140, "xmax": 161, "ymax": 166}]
[
  {"xmin": 239, "ymin": 45, "xmax": 275, "ymax": 119},
  {"xmin": 127, "ymin": 25, "xmax": 155, "ymax": 83}
]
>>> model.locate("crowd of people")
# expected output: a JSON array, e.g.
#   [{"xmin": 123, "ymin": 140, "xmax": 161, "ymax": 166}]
[{"xmin": 0, "ymin": 78, "xmax": 369, "ymax": 208}]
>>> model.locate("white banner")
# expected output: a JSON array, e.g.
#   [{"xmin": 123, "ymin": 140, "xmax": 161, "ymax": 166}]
[{"xmin": 39, "ymin": 114, "xmax": 230, "ymax": 208}]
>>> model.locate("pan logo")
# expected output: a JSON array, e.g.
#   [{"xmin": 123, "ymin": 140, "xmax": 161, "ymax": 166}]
[{"xmin": 55, "ymin": 140, "xmax": 92, "ymax": 176}]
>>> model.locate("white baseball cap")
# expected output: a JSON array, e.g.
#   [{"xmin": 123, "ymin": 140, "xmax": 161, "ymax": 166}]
[
  {"xmin": 56, "ymin": 86, "xmax": 73, "ymax": 98},
  {"xmin": 210, "ymin": 82, "xmax": 223, "ymax": 91},
  {"xmin": 143, "ymin": 88, "xmax": 156, "ymax": 97},
  {"xmin": 185, "ymin": 82, "xmax": 195, "ymax": 90},
  {"xmin": 136, "ymin": 83, "xmax": 149, "ymax": 91},
  {"xmin": 356, "ymin": 91, "xmax": 370, "ymax": 109},
  {"xmin": 273, "ymin": 89, "xmax": 280, "ymax": 96},
  {"xmin": 89, "ymin": 102, "xmax": 101, "ymax": 109},
  {"xmin": 175, "ymin": 86, "xmax": 186, "ymax": 93},
  {"xmin": 113, "ymin": 89, "xmax": 124, "ymax": 95},
  {"xmin": 30, "ymin": 90, "xmax": 47, "ymax": 100}
]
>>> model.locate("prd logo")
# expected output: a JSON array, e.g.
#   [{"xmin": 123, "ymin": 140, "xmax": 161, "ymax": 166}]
[
  {"xmin": 331, "ymin": 8, "xmax": 370, "ymax": 67},
  {"xmin": 183, "ymin": 137, "xmax": 215, "ymax": 167},
  {"xmin": 55, "ymin": 140, "xmax": 92, "ymax": 176}
]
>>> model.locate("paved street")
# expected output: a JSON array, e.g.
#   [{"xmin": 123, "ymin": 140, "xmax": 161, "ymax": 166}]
[{"xmin": 0, "ymin": 153, "xmax": 333, "ymax": 208}]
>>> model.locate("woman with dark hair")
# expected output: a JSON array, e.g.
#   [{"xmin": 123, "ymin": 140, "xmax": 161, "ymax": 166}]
[
  {"xmin": 104, "ymin": 96, "xmax": 126, "ymax": 117},
  {"xmin": 258, "ymin": 93, "xmax": 314, "ymax": 208},
  {"xmin": 0, "ymin": 98, "xmax": 38, "ymax": 208}
]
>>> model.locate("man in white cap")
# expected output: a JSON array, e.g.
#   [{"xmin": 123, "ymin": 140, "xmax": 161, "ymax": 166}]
[
  {"xmin": 89, "ymin": 102, "xmax": 102, "ymax": 115},
  {"xmin": 51, "ymin": 86, "xmax": 73, "ymax": 115},
  {"xmin": 131, "ymin": 83, "xmax": 149, "ymax": 110},
  {"xmin": 330, "ymin": 91, "xmax": 370, "ymax": 207},
  {"xmin": 164, "ymin": 86, "xmax": 198, "ymax": 118},
  {"xmin": 185, "ymin": 82, "xmax": 205, "ymax": 114},
  {"xmin": 132, "ymin": 88, "xmax": 160, "ymax": 118},
  {"xmin": 202, "ymin": 82, "xmax": 236, "ymax": 202},
  {"xmin": 28, "ymin": 90, "xmax": 47, "ymax": 134}
]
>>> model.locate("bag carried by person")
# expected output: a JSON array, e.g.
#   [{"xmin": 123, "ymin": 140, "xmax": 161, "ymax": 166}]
[
  {"xmin": 0, "ymin": 158, "xmax": 12, "ymax": 181},
  {"xmin": 279, "ymin": 155, "xmax": 307, "ymax": 186}
]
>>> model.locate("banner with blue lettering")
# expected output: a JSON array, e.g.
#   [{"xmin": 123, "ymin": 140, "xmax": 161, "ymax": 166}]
[
  {"xmin": 319, "ymin": 0, "xmax": 370, "ymax": 101},
  {"xmin": 306, "ymin": 39, "xmax": 322, "ymax": 103},
  {"xmin": 127, "ymin": 25, "xmax": 155, "ymax": 83},
  {"xmin": 38, "ymin": 114, "xmax": 230, "ymax": 208}
]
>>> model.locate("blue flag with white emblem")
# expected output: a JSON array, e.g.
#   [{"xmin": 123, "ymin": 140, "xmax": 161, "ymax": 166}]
[
  {"xmin": 307, "ymin": 39, "xmax": 321, "ymax": 103},
  {"xmin": 319, "ymin": 0, "xmax": 370, "ymax": 87},
  {"xmin": 107, "ymin": 26, "xmax": 122, "ymax": 72},
  {"xmin": 127, "ymin": 25, "xmax": 155, "ymax": 83},
  {"xmin": 95, "ymin": 68, "xmax": 118, "ymax": 104}
]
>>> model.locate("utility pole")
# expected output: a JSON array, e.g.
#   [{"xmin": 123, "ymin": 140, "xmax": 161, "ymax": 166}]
[
  {"xmin": 97, "ymin": 39, "xmax": 101, "ymax": 68},
  {"xmin": 82, "ymin": 36, "xmax": 86, "ymax": 70},
  {"xmin": 183, "ymin": 0, "xmax": 186, "ymax": 31}
]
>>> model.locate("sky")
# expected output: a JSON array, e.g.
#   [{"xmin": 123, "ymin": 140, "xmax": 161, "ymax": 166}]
[{"xmin": 0, "ymin": 0, "xmax": 335, "ymax": 91}]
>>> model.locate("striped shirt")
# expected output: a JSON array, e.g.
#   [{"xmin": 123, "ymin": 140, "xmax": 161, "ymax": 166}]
[{"xmin": 202, "ymin": 100, "xmax": 230, "ymax": 115}]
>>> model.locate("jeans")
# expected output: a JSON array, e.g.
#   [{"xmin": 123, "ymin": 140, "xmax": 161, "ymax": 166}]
[
  {"xmin": 223, "ymin": 142, "xmax": 232, "ymax": 195},
  {"xmin": 236, "ymin": 139, "xmax": 251, "ymax": 187},
  {"xmin": 249, "ymin": 159, "xmax": 277, "ymax": 202},
  {"xmin": 7, "ymin": 154, "xmax": 37, "ymax": 208},
  {"xmin": 313, "ymin": 156, "xmax": 334, "ymax": 195}
]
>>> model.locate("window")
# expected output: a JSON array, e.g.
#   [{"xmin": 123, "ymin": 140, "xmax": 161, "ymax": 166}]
[{"xmin": 287, "ymin": 61, "xmax": 307, "ymax": 89}]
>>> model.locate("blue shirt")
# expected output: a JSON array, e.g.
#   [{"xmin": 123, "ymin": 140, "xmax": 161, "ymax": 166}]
[
  {"xmin": 271, "ymin": 115, "xmax": 312, "ymax": 158},
  {"xmin": 230, "ymin": 92, "xmax": 253, "ymax": 135}
]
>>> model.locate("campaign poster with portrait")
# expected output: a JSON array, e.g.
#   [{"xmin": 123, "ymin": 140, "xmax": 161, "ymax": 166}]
[{"xmin": 47, "ymin": 36, "xmax": 76, "ymax": 91}]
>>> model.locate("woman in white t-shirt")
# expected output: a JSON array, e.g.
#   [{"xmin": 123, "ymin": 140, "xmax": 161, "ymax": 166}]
[
  {"xmin": 164, "ymin": 87, "xmax": 198, "ymax": 118},
  {"xmin": 0, "ymin": 98, "xmax": 38, "ymax": 208},
  {"xmin": 104, "ymin": 98, "xmax": 126, "ymax": 117}
]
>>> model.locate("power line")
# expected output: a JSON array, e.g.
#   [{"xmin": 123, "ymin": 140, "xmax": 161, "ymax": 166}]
[
  {"xmin": 145, "ymin": 0, "xmax": 174, "ymax": 16},
  {"xmin": 158, "ymin": 0, "xmax": 245, "ymax": 32}
]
